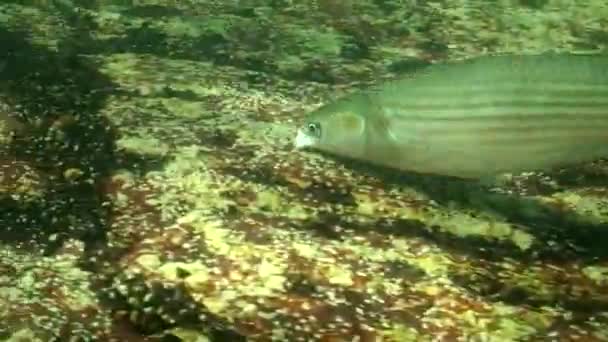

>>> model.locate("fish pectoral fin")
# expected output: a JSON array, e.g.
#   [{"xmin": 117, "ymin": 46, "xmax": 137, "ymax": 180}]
[{"xmin": 378, "ymin": 115, "xmax": 425, "ymax": 147}]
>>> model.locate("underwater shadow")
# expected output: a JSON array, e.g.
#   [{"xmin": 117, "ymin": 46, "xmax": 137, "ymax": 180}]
[
  {"xmin": 38, "ymin": 1, "xmax": 279, "ymax": 76},
  {"xmin": 316, "ymin": 155, "xmax": 608, "ymax": 264},
  {"xmin": 0, "ymin": 15, "xmax": 244, "ymax": 340},
  {"xmin": 101, "ymin": 273, "xmax": 246, "ymax": 341},
  {"xmin": 0, "ymin": 21, "xmax": 240, "ymax": 341},
  {"xmin": 291, "ymin": 154, "xmax": 608, "ymax": 315},
  {"xmin": 0, "ymin": 26, "xmax": 118, "ymax": 255},
  {"xmin": 220, "ymin": 147, "xmax": 606, "ymax": 266},
  {"xmin": 120, "ymin": 4, "xmax": 185, "ymax": 18}
]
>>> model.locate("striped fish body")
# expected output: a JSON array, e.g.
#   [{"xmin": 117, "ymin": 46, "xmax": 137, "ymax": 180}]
[{"xmin": 298, "ymin": 54, "xmax": 608, "ymax": 179}]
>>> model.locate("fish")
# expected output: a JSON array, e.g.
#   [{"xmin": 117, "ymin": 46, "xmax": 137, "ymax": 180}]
[{"xmin": 294, "ymin": 54, "xmax": 608, "ymax": 179}]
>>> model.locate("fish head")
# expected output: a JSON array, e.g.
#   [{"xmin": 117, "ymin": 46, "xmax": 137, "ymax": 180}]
[{"xmin": 294, "ymin": 94, "xmax": 370, "ymax": 160}]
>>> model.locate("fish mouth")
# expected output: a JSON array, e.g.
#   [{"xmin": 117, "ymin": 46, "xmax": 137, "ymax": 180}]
[{"xmin": 294, "ymin": 129, "xmax": 316, "ymax": 149}]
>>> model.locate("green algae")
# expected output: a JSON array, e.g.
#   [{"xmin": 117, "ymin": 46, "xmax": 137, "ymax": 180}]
[
  {"xmin": 583, "ymin": 266, "xmax": 608, "ymax": 285},
  {"xmin": 1, "ymin": 1, "xmax": 608, "ymax": 341}
]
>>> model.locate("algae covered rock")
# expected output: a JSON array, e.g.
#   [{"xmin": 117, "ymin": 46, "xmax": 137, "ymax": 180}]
[{"xmin": 0, "ymin": 0, "xmax": 607, "ymax": 341}]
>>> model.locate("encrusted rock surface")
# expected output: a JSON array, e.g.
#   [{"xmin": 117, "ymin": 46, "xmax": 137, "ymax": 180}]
[{"xmin": 0, "ymin": 1, "xmax": 607, "ymax": 341}]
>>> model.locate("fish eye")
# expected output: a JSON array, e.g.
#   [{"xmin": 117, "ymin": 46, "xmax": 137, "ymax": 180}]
[{"xmin": 306, "ymin": 122, "xmax": 322, "ymax": 138}]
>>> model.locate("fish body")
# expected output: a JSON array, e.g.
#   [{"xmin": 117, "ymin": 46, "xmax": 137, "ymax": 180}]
[{"xmin": 295, "ymin": 54, "xmax": 608, "ymax": 179}]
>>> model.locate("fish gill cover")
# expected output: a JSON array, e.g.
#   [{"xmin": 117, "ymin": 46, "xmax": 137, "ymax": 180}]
[{"xmin": 0, "ymin": 0, "xmax": 606, "ymax": 341}]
